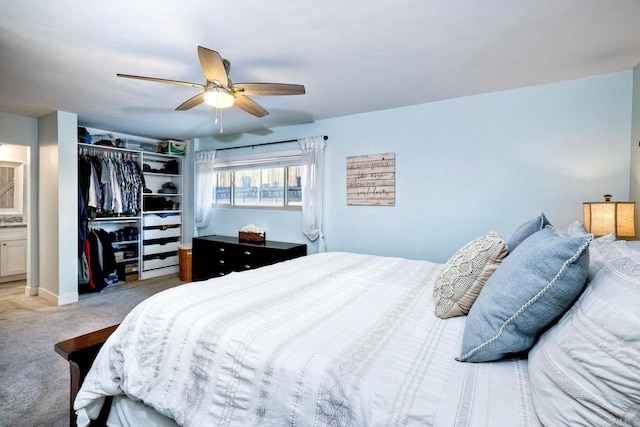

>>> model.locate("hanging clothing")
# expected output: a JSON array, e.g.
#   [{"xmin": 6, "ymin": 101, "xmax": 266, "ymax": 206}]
[
  {"xmin": 78, "ymin": 148, "xmax": 144, "ymax": 293},
  {"xmin": 80, "ymin": 228, "xmax": 117, "ymax": 294},
  {"xmin": 78, "ymin": 251, "xmax": 89, "ymax": 285},
  {"xmin": 78, "ymin": 187, "xmax": 88, "ymax": 256},
  {"xmin": 78, "ymin": 152, "xmax": 144, "ymax": 218}
]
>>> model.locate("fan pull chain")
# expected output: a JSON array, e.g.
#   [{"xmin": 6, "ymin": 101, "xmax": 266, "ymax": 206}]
[{"xmin": 212, "ymin": 107, "xmax": 224, "ymax": 133}]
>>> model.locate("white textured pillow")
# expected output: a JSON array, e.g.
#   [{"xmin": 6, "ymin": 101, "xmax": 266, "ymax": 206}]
[
  {"xmin": 528, "ymin": 240, "xmax": 640, "ymax": 426},
  {"xmin": 433, "ymin": 231, "xmax": 508, "ymax": 319},
  {"xmin": 561, "ymin": 220, "xmax": 589, "ymax": 237}
]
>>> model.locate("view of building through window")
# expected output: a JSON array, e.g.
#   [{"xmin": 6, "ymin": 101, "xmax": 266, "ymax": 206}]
[{"xmin": 213, "ymin": 165, "xmax": 302, "ymax": 207}]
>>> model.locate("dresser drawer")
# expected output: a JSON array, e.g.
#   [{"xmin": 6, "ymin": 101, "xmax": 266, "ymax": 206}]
[
  {"xmin": 143, "ymin": 225, "xmax": 181, "ymax": 240},
  {"xmin": 210, "ymin": 243, "xmax": 239, "ymax": 273},
  {"xmin": 237, "ymin": 247, "xmax": 261, "ymax": 270},
  {"xmin": 192, "ymin": 235, "xmax": 307, "ymax": 281}
]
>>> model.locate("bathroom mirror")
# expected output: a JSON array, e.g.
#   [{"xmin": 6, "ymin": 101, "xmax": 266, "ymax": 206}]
[{"xmin": 0, "ymin": 161, "xmax": 24, "ymax": 214}]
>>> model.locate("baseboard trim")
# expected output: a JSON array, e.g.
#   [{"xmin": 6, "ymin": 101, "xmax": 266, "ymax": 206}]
[
  {"xmin": 38, "ymin": 287, "xmax": 78, "ymax": 306},
  {"xmin": 0, "ymin": 273, "xmax": 27, "ymax": 283}
]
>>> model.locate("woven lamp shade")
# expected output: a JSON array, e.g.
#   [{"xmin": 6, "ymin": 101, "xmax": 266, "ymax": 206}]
[{"xmin": 583, "ymin": 200, "xmax": 635, "ymax": 238}]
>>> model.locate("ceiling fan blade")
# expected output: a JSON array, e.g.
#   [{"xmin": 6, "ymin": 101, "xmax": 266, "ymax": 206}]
[
  {"xmin": 176, "ymin": 93, "xmax": 205, "ymax": 111},
  {"xmin": 197, "ymin": 46, "xmax": 229, "ymax": 87},
  {"xmin": 232, "ymin": 83, "xmax": 305, "ymax": 96},
  {"xmin": 117, "ymin": 74, "xmax": 204, "ymax": 89},
  {"xmin": 234, "ymin": 94, "xmax": 269, "ymax": 117}
]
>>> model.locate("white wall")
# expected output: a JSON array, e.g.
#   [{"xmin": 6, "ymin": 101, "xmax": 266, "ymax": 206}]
[
  {"xmin": 181, "ymin": 139, "xmax": 195, "ymax": 245},
  {"xmin": 38, "ymin": 111, "xmax": 78, "ymax": 305},
  {"xmin": 196, "ymin": 71, "xmax": 634, "ymax": 262},
  {"xmin": 0, "ymin": 112, "xmax": 39, "ymax": 295}
]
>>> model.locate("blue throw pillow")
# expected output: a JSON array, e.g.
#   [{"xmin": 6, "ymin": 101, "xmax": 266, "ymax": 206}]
[
  {"xmin": 506, "ymin": 212, "xmax": 551, "ymax": 251},
  {"xmin": 457, "ymin": 226, "xmax": 592, "ymax": 362}
]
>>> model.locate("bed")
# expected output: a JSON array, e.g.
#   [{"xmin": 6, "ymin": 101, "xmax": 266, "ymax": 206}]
[{"xmin": 65, "ymin": 214, "xmax": 640, "ymax": 426}]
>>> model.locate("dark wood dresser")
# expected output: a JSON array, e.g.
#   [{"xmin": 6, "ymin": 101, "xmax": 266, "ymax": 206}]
[{"xmin": 192, "ymin": 235, "xmax": 307, "ymax": 281}]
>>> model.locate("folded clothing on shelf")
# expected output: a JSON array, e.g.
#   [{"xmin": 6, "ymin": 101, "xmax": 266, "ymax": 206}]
[
  {"xmin": 144, "ymin": 196, "xmax": 177, "ymax": 211},
  {"xmin": 158, "ymin": 182, "xmax": 178, "ymax": 194}
]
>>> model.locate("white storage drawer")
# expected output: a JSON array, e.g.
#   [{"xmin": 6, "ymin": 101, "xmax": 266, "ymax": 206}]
[
  {"xmin": 144, "ymin": 213, "xmax": 181, "ymax": 227},
  {"xmin": 143, "ymin": 254, "xmax": 178, "ymax": 271},
  {"xmin": 143, "ymin": 225, "xmax": 181, "ymax": 240},
  {"xmin": 144, "ymin": 240, "xmax": 180, "ymax": 256}
]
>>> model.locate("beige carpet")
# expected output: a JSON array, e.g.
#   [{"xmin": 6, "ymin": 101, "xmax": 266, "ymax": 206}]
[{"xmin": 0, "ymin": 275, "xmax": 184, "ymax": 427}]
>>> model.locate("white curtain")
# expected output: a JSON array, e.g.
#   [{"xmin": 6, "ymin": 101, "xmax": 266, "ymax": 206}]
[
  {"xmin": 194, "ymin": 150, "xmax": 216, "ymax": 236},
  {"xmin": 298, "ymin": 136, "xmax": 326, "ymax": 252}
]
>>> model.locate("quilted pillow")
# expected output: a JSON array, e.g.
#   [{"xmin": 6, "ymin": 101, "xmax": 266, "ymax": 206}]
[
  {"xmin": 506, "ymin": 212, "xmax": 551, "ymax": 252},
  {"xmin": 457, "ymin": 226, "xmax": 592, "ymax": 362},
  {"xmin": 528, "ymin": 240, "xmax": 640, "ymax": 426},
  {"xmin": 433, "ymin": 231, "xmax": 508, "ymax": 319},
  {"xmin": 587, "ymin": 235, "xmax": 623, "ymax": 279}
]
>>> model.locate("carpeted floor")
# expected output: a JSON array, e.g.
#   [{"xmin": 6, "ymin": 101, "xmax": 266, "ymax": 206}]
[{"xmin": 0, "ymin": 275, "xmax": 184, "ymax": 427}]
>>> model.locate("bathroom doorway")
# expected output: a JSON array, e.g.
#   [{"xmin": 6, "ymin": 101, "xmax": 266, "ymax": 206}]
[{"xmin": 0, "ymin": 144, "xmax": 30, "ymax": 295}]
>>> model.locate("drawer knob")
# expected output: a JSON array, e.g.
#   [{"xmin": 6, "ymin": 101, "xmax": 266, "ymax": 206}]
[
  {"xmin": 218, "ymin": 260, "xmax": 225, "ymax": 265},
  {"xmin": 243, "ymin": 251, "xmax": 251, "ymax": 256},
  {"xmin": 218, "ymin": 248, "xmax": 225, "ymax": 252},
  {"xmin": 243, "ymin": 264, "xmax": 251, "ymax": 269}
]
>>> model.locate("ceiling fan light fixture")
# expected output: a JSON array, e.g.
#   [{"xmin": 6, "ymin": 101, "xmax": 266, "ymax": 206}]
[
  {"xmin": 117, "ymin": 46, "xmax": 304, "ymax": 117},
  {"xmin": 204, "ymin": 87, "xmax": 235, "ymax": 108}
]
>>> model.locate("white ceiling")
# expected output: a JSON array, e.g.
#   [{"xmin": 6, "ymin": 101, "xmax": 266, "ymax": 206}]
[{"xmin": 2, "ymin": 0, "xmax": 640, "ymax": 140}]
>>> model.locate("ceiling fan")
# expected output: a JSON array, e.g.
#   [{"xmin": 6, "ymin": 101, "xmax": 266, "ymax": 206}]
[{"xmin": 117, "ymin": 46, "xmax": 305, "ymax": 118}]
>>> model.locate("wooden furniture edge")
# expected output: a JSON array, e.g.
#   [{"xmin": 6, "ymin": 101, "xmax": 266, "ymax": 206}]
[{"xmin": 55, "ymin": 324, "xmax": 119, "ymax": 427}]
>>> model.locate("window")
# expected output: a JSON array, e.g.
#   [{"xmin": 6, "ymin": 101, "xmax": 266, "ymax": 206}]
[{"xmin": 213, "ymin": 151, "xmax": 302, "ymax": 209}]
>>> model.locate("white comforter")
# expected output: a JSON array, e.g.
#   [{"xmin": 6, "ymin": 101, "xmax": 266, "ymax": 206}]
[{"xmin": 75, "ymin": 252, "xmax": 539, "ymax": 426}]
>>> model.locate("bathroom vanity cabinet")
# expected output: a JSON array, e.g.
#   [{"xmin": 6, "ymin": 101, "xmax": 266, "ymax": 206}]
[{"xmin": 0, "ymin": 225, "xmax": 27, "ymax": 281}]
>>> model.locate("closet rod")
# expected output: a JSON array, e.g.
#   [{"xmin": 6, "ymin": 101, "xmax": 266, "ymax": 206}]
[{"xmin": 215, "ymin": 135, "xmax": 328, "ymax": 152}]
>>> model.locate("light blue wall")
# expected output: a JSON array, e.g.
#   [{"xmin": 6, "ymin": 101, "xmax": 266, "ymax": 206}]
[
  {"xmin": 629, "ymin": 64, "xmax": 640, "ymax": 230},
  {"xmin": 198, "ymin": 71, "xmax": 633, "ymax": 262}
]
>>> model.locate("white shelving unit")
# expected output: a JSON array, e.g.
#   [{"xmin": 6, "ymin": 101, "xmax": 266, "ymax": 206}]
[{"xmin": 140, "ymin": 151, "xmax": 183, "ymax": 280}]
